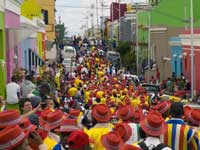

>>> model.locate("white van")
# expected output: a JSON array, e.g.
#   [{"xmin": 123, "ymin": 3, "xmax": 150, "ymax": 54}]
[
  {"xmin": 106, "ymin": 51, "xmax": 121, "ymax": 69},
  {"xmin": 62, "ymin": 46, "xmax": 76, "ymax": 59}
]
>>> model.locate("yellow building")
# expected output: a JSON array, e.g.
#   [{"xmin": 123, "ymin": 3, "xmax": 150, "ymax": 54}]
[{"xmin": 36, "ymin": 0, "xmax": 55, "ymax": 41}]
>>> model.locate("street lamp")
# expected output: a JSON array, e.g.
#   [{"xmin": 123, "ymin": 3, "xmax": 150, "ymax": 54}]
[{"xmin": 190, "ymin": 0, "xmax": 194, "ymax": 99}]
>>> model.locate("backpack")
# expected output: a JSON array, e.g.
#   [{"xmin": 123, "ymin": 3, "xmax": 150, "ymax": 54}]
[{"xmin": 138, "ymin": 141, "xmax": 168, "ymax": 150}]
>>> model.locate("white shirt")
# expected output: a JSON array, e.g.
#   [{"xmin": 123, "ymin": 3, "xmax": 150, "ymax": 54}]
[
  {"xmin": 140, "ymin": 137, "xmax": 172, "ymax": 150},
  {"xmin": 6, "ymin": 82, "xmax": 20, "ymax": 104}
]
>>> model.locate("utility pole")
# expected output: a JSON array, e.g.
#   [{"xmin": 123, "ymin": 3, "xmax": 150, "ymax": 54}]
[
  {"xmin": 135, "ymin": 3, "xmax": 139, "ymax": 75},
  {"xmin": 111, "ymin": 0, "xmax": 114, "ymax": 39},
  {"xmin": 101, "ymin": 0, "xmax": 104, "ymax": 38},
  {"xmin": 190, "ymin": 0, "xmax": 194, "ymax": 99},
  {"xmin": 96, "ymin": 0, "xmax": 99, "ymax": 29},
  {"xmin": 147, "ymin": 10, "xmax": 151, "ymax": 83},
  {"xmin": 118, "ymin": 0, "xmax": 121, "ymax": 41}
]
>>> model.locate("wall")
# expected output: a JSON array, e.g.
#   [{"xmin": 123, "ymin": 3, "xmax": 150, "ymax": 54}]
[
  {"xmin": 5, "ymin": 9, "xmax": 20, "ymax": 82},
  {"xmin": 21, "ymin": 38, "xmax": 37, "ymax": 70},
  {"xmin": 0, "ymin": 12, "xmax": 6, "ymax": 97},
  {"xmin": 169, "ymin": 37, "xmax": 182, "ymax": 76},
  {"xmin": 36, "ymin": 0, "xmax": 55, "ymax": 41},
  {"xmin": 150, "ymin": 27, "xmax": 185, "ymax": 80}
]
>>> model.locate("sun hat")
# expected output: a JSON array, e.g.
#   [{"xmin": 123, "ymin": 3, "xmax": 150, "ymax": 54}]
[
  {"xmin": 117, "ymin": 105, "xmax": 134, "ymax": 121},
  {"xmin": 120, "ymin": 144, "xmax": 142, "ymax": 150},
  {"xmin": 0, "ymin": 110, "xmax": 21, "ymax": 129},
  {"xmin": 101, "ymin": 131, "xmax": 124, "ymax": 150},
  {"xmin": 133, "ymin": 109, "xmax": 144, "ymax": 123},
  {"xmin": 0, "ymin": 125, "xmax": 28, "ymax": 150},
  {"xmin": 19, "ymin": 117, "xmax": 37, "ymax": 132},
  {"xmin": 114, "ymin": 123, "xmax": 132, "ymax": 142},
  {"xmin": 184, "ymin": 106, "xmax": 200, "ymax": 126},
  {"xmin": 153, "ymin": 100, "xmax": 171, "ymax": 114},
  {"xmin": 54, "ymin": 119, "xmax": 79, "ymax": 132},
  {"xmin": 39, "ymin": 109, "xmax": 64, "ymax": 130},
  {"xmin": 91, "ymin": 104, "xmax": 111, "ymax": 122},
  {"xmin": 69, "ymin": 109, "xmax": 80, "ymax": 119},
  {"xmin": 140, "ymin": 111, "xmax": 167, "ymax": 136},
  {"xmin": 67, "ymin": 130, "xmax": 90, "ymax": 149}
]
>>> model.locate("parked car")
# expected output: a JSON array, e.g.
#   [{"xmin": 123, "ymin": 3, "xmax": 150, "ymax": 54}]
[
  {"xmin": 141, "ymin": 83, "xmax": 161, "ymax": 94},
  {"xmin": 62, "ymin": 46, "xmax": 76, "ymax": 59},
  {"xmin": 123, "ymin": 74, "xmax": 140, "ymax": 86},
  {"xmin": 62, "ymin": 58, "xmax": 76, "ymax": 72}
]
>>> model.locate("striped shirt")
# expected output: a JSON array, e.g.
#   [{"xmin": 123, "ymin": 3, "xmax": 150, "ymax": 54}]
[{"xmin": 160, "ymin": 118, "xmax": 197, "ymax": 150}]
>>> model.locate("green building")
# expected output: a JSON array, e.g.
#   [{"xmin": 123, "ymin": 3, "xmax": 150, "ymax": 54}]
[
  {"xmin": 136, "ymin": 0, "xmax": 200, "ymax": 79},
  {"xmin": 0, "ymin": 10, "xmax": 6, "ymax": 97}
]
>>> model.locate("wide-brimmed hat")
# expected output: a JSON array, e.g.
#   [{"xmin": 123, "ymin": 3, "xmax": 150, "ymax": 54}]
[
  {"xmin": 133, "ymin": 109, "xmax": 144, "ymax": 123},
  {"xmin": 0, "ymin": 125, "xmax": 28, "ymax": 150},
  {"xmin": 114, "ymin": 123, "xmax": 132, "ymax": 142},
  {"xmin": 184, "ymin": 106, "xmax": 200, "ymax": 126},
  {"xmin": 67, "ymin": 130, "xmax": 90, "ymax": 149},
  {"xmin": 101, "ymin": 131, "xmax": 124, "ymax": 150},
  {"xmin": 140, "ymin": 111, "xmax": 167, "ymax": 136},
  {"xmin": 0, "ymin": 110, "xmax": 21, "ymax": 128},
  {"xmin": 19, "ymin": 117, "xmax": 37, "ymax": 132},
  {"xmin": 69, "ymin": 109, "xmax": 80, "ymax": 119},
  {"xmin": 120, "ymin": 144, "xmax": 142, "ymax": 150},
  {"xmin": 117, "ymin": 105, "xmax": 134, "ymax": 121},
  {"xmin": 92, "ymin": 104, "xmax": 111, "ymax": 122},
  {"xmin": 54, "ymin": 119, "xmax": 79, "ymax": 132},
  {"xmin": 153, "ymin": 100, "xmax": 171, "ymax": 114},
  {"xmin": 39, "ymin": 110, "xmax": 64, "ymax": 130}
]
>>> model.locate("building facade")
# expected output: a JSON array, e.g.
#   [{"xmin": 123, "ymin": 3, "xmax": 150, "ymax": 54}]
[
  {"xmin": 180, "ymin": 29, "xmax": 200, "ymax": 93},
  {"xmin": 36, "ymin": 0, "xmax": 55, "ymax": 41},
  {"xmin": 0, "ymin": 0, "xmax": 6, "ymax": 97},
  {"xmin": 5, "ymin": 0, "xmax": 23, "ymax": 82},
  {"xmin": 169, "ymin": 37, "xmax": 182, "ymax": 77}
]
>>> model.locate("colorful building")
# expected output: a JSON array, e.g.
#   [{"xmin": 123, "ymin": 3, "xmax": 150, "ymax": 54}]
[
  {"xmin": 36, "ymin": 0, "xmax": 56, "ymax": 41},
  {"xmin": 137, "ymin": 0, "xmax": 200, "ymax": 80},
  {"xmin": 20, "ymin": 0, "xmax": 45, "ymax": 74},
  {"xmin": 0, "ymin": 0, "xmax": 6, "ymax": 97},
  {"xmin": 180, "ymin": 29, "xmax": 200, "ymax": 93},
  {"xmin": 5, "ymin": 0, "xmax": 24, "ymax": 82},
  {"xmin": 169, "ymin": 37, "xmax": 182, "ymax": 77}
]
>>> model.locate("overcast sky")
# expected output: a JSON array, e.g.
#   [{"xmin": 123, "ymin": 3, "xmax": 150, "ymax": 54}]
[{"xmin": 55, "ymin": 0, "xmax": 148, "ymax": 36}]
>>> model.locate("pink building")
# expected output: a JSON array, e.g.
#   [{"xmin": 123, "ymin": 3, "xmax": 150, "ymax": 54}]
[
  {"xmin": 180, "ymin": 29, "xmax": 200, "ymax": 93},
  {"xmin": 5, "ymin": 0, "xmax": 23, "ymax": 82}
]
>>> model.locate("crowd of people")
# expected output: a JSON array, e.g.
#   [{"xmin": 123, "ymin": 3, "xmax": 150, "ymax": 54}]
[{"xmin": 1, "ymin": 45, "xmax": 200, "ymax": 150}]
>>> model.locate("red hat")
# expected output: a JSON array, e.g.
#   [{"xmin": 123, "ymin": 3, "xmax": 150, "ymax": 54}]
[
  {"xmin": 140, "ymin": 111, "xmax": 167, "ymax": 136},
  {"xmin": 184, "ymin": 106, "xmax": 200, "ymax": 126},
  {"xmin": 117, "ymin": 105, "xmax": 134, "ymax": 121},
  {"xmin": 0, "ymin": 110, "xmax": 21, "ymax": 128},
  {"xmin": 153, "ymin": 101, "xmax": 171, "ymax": 114},
  {"xmin": 121, "ymin": 144, "xmax": 142, "ymax": 150},
  {"xmin": 54, "ymin": 119, "xmax": 79, "ymax": 132},
  {"xmin": 69, "ymin": 109, "xmax": 80, "ymax": 118},
  {"xmin": 133, "ymin": 109, "xmax": 144, "ymax": 123},
  {"xmin": 92, "ymin": 104, "xmax": 111, "ymax": 122},
  {"xmin": 101, "ymin": 131, "xmax": 124, "ymax": 150},
  {"xmin": 0, "ymin": 125, "xmax": 28, "ymax": 150},
  {"xmin": 40, "ymin": 110, "xmax": 64, "ymax": 130},
  {"xmin": 114, "ymin": 123, "xmax": 132, "ymax": 142},
  {"xmin": 19, "ymin": 117, "xmax": 37, "ymax": 132},
  {"xmin": 67, "ymin": 130, "xmax": 89, "ymax": 149}
]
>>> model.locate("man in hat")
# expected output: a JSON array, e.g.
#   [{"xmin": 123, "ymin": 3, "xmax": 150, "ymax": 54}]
[
  {"xmin": 53, "ymin": 119, "xmax": 80, "ymax": 150},
  {"xmin": 67, "ymin": 130, "xmax": 90, "ymax": 150},
  {"xmin": 160, "ymin": 102, "xmax": 197, "ymax": 150},
  {"xmin": 85, "ymin": 104, "xmax": 113, "ymax": 150},
  {"xmin": 137, "ymin": 111, "xmax": 171, "ymax": 150}
]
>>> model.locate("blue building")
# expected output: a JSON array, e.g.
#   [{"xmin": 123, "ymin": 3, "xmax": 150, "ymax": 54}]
[{"xmin": 169, "ymin": 37, "xmax": 183, "ymax": 77}]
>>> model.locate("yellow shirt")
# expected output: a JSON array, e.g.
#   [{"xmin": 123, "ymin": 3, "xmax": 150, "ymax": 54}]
[
  {"xmin": 74, "ymin": 78, "xmax": 83, "ymax": 88},
  {"xmin": 96, "ymin": 91, "xmax": 104, "ymax": 99},
  {"xmin": 68, "ymin": 87, "xmax": 78, "ymax": 97},
  {"xmin": 43, "ymin": 136, "xmax": 57, "ymax": 150},
  {"xmin": 85, "ymin": 124, "xmax": 113, "ymax": 150}
]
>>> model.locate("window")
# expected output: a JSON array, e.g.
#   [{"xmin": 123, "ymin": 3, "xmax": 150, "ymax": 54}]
[{"xmin": 42, "ymin": 9, "xmax": 48, "ymax": 25}]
